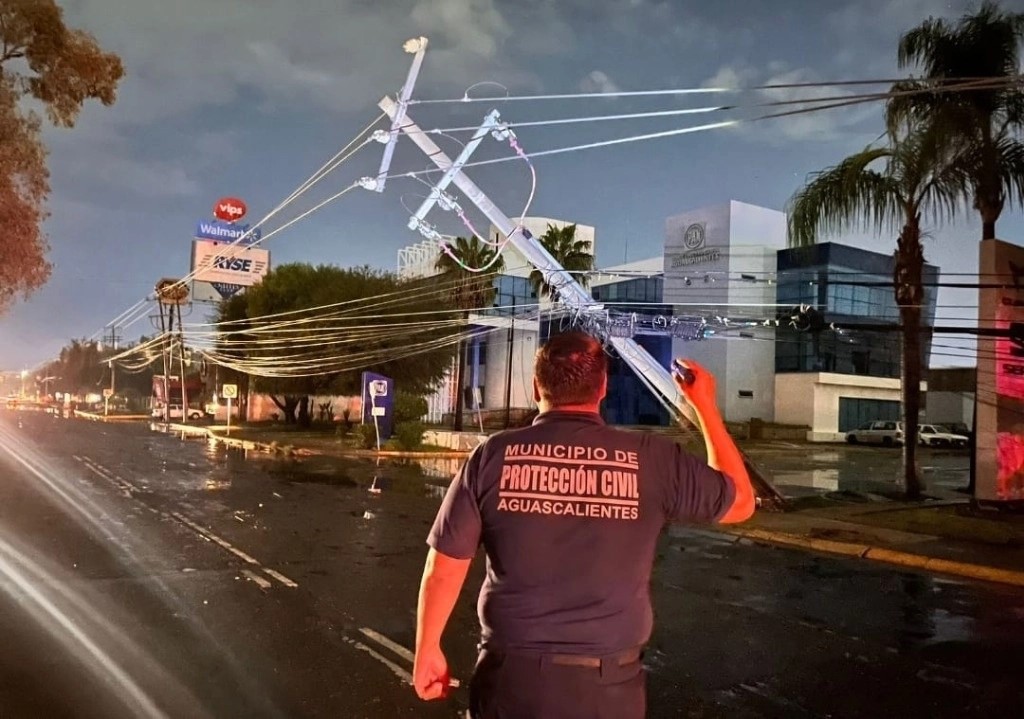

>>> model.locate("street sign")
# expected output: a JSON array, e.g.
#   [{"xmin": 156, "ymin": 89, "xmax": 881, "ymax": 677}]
[
  {"xmin": 222, "ymin": 384, "xmax": 238, "ymax": 399},
  {"xmin": 102, "ymin": 388, "xmax": 114, "ymax": 398}
]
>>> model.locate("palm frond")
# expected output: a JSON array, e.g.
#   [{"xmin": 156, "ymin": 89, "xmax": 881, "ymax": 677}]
[
  {"xmin": 897, "ymin": 17, "xmax": 954, "ymax": 72},
  {"xmin": 995, "ymin": 135, "xmax": 1024, "ymax": 211},
  {"xmin": 786, "ymin": 147, "xmax": 902, "ymax": 247}
]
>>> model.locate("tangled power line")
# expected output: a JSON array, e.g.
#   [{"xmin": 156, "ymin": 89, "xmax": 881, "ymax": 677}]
[{"xmin": 91, "ymin": 71, "xmax": 1021, "ymax": 379}]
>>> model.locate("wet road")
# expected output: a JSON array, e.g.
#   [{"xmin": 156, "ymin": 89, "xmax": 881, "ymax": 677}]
[{"xmin": 0, "ymin": 410, "xmax": 1022, "ymax": 718}]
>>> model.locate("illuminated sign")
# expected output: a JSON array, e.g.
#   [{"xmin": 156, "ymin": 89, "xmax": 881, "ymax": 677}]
[{"xmin": 195, "ymin": 219, "xmax": 262, "ymax": 244}]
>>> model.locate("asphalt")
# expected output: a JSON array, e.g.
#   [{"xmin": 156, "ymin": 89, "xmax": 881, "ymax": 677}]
[{"xmin": 1, "ymin": 409, "xmax": 1023, "ymax": 718}]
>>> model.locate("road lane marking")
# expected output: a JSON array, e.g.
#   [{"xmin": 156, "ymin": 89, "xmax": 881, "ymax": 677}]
[
  {"xmin": 359, "ymin": 627, "xmax": 414, "ymax": 663},
  {"xmin": 73, "ymin": 457, "xmax": 299, "ymax": 592},
  {"xmin": 260, "ymin": 568, "xmax": 298, "ymax": 588},
  {"xmin": 241, "ymin": 570, "xmax": 272, "ymax": 590},
  {"xmin": 343, "ymin": 636, "xmax": 414, "ymax": 684},
  {"xmin": 357, "ymin": 627, "xmax": 460, "ymax": 688},
  {"xmin": 169, "ymin": 512, "xmax": 260, "ymax": 565}
]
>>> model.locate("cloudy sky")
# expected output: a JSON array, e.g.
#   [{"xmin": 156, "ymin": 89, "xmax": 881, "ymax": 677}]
[{"xmin": 0, "ymin": 0, "xmax": 1016, "ymax": 370}]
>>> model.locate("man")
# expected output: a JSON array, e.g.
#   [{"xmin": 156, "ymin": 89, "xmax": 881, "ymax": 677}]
[{"xmin": 413, "ymin": 331, "xmax": 756, "ymax": 717}]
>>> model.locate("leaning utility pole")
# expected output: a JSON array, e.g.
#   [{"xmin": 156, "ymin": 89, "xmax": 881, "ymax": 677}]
[{"xmin": 366, "ymin": 39, "xmax": 784, "ymax": 509}]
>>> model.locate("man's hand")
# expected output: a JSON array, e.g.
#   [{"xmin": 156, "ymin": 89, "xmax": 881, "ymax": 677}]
[
  {"xmin": 672, "ymin": 358, "xmax": 717, "ymax": 413},
  {"xmin": 413, "ymin": 644, "xmax": 451, "ymax": 700}
]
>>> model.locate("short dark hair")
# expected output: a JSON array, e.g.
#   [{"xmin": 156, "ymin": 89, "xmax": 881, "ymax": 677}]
[{"xmin": 534, "ymin": 331, "xmax": 607, "ymax": 406}]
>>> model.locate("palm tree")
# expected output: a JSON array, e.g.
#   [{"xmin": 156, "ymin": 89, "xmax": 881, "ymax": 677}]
[
  {"xmin": 886, "ymin": 2, "xmax": 1024, "ymax": 492},
  {"xmin": 887, "ymin": 1, "xmax": 1024, "ymax": 240},
  {"xmin": 529, "ymin": 223, "xmax": 596, "ymax": 342},
  {"xmin": 434, "ymin": 236, "xmax": 505, "ymax": 431},
  {"xmin": 787, "ymin": 126, "xmax": 967, "ymax": 499}
]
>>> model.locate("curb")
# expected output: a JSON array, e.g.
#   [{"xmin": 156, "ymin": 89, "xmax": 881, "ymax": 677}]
[{"xmin": 727, "ymin": 527, "xmax": 1024, "ymax": 588}]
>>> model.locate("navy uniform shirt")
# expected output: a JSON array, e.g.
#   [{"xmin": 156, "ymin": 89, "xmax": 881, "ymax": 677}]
[{"xmin": 427, "ymin": 410, "xmax": 736, "ymax": 656}]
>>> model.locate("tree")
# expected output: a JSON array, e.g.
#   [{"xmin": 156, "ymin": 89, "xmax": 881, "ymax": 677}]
[
  {"xmin": 528, "ymin": 223, "xmax": 595, "ymax": 300},
  {"xmin": 528, "ymin": 223, "xmax": 595, "ymax": 348},
  {"xmin": 787, "ymin": 126, "xmax": 967, "ymax": 499},
  {"xmin": 434, "ymin": 236, "xmax": 505, "ymax": 431},
  {"xmin": 0, "ymin": 0, "xmax": 124, "ymax": 313},
  {"xmin": 887, "ymin": 1, "xmax": 1024, "ymax": 241},
  {"xmin": 214, "ymin": 263, "xmax": 458, "ymax": 427},
  {"xmin": 886, "ymin": 1, "xmax": 1024, "ymax": 492}
]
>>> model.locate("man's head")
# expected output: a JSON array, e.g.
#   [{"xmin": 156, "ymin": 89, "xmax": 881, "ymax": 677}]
[{"xmin": 532, "ymin": 331, "xmax": 608, "ymax": 412}]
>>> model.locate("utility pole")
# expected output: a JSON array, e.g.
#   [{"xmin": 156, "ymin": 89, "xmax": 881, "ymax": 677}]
[
  {"xmin": 163, "ymin": 301, "xmax": 172, "ymax": 422},
  {"xmin": 369, "ymin": 41, "xmax": 785, "ymax": 509},
  {"xmin": 178, "ymin": 302, "xmax": 188, "ymax": 425},
  {"xmin": 504, "ymin": 296, "xmax": 515, "ymax": 428}
]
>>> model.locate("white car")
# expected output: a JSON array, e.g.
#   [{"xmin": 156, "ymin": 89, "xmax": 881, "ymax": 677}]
[
  {"xmin": 846, "ymin": 420, "xmax": 905, "ymax": 446},
  {"xmin": 152, "ymin": 403, "xmax": 204, "ymax": 421},
  {"xmin": 918, "ymin": 424, "xmax": 969, "ymax": 448}
]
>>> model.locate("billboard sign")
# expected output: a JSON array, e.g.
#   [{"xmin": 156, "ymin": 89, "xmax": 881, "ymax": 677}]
[
  {"xmin": 195, "ymin": 219, "xmax": 262, "ymax": 245},
  {"xmin": 213, "ymin": 197, "xmax": 247, "ymax": 222},
  {"xmin": 976, "ymin": 239, "xmax": 1024, "ymax": 504},
  {"xmin": 191, "ymin": 239, "xmax": 269, "ymax": 287},
  {"xmin": 361, "ymin": 371, "xmax": 395, "ymax": 440}
]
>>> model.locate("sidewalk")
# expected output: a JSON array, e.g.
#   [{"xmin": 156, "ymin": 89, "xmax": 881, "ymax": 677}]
[{"xmin": 707, "ymin": 498, "xmax": 1024, "ymax": 588}]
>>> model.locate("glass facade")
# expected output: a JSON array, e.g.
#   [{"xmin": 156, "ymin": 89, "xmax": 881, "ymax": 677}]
[
  {"xmin": 775, "ymin": 243, "xmax": 938, "ymax": 379},
  {"xmin": 491, "ymin": 274, "xmax": 536, "ymax": 314}
]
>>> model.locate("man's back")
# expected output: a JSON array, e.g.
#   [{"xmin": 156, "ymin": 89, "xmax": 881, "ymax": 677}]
[{"xmin": 428, "ymin": 410, "xmax": 735, "ymax": 656}]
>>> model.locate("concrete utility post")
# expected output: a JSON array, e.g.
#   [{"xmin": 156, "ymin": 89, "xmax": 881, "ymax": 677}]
[{"xmin": 369, "ymin": 40, "xmax": 784, "ymax": 508}]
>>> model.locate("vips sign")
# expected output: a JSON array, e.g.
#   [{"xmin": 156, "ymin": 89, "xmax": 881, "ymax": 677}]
[
  {"xmin": 214, "ymin": 197, "xmax": 247, "ymax": 222},
  {"xmin": 192, "ymin": 239, "xmax": 270, "ymax": 287},
  {"xmin": 361, "ymin": 371, "xmax": 395, "ymax": 440}
]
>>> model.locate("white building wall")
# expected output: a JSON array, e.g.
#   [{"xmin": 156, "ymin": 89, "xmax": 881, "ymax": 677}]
[
  {"xmin": 480, "ymin": 323, "xmax": 538, "ymax": 410},
  {"xmin": 776, "ymin": 372, "xmax": 927, "ymax": 441},
  {"xmin": 926, "ymin": 391, "xmax": 975, "ymax": 428},
  {"xmin": 663, "ymin": 201, "xmax": 786, "ymax": 422}
]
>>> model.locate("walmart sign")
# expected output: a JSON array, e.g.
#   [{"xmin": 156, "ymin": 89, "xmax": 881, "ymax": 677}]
[{"xmin": 195, "ymin": 219, "xmax": 262, "ymax": 245}]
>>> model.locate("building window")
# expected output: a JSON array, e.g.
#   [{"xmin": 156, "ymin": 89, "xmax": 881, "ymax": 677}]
[{"xmin": 738, "ymin": 390, "xmax": 754, "ymax": 398}]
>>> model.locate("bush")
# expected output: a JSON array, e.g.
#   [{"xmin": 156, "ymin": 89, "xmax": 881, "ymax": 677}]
[
  {"xmin": 394, "ymin": 392, "xmax": 428, "ymax": 424},
  {"xmin": 394, "ymin": 421, "xmax": 426, "ymax": 451},
  {"xmin": 357, "ymin": 423, "xmax": 379, "ymax": 449}
]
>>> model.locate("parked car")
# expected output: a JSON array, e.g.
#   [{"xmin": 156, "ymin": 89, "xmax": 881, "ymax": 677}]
[
  {"xmin": 152, "ymin": 402, "xmax": 204, "ymax": 421},
  {"xmin": 938, "ymin": 422, "xmax": 973, "ymax": 442},
  {"xmin": 846, "ymin": 421, "xmax": 905, "ymax": 446},
  {"xmin": 918, "ymin": 424, "xmax": 969, "ymax": 448}
]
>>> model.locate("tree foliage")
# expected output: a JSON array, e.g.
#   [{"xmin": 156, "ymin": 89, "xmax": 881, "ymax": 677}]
[
  {"xmin": 215, "ymin": 263, "xmax": 459, "ymax": 424},
  {"xmin": 787, "ymin": 124, "xmax": 967, "ymax": 500},
  {"xmin": 0, "ymin": 0, "xmax": 124, "ymax": 313},
  {"xmin": 528, "ymin": 223, "xmax": 595, "ymax": 299},
  {"xmin": 886, "ymin": 0, "xmax": 1024, "ymax": 239}
]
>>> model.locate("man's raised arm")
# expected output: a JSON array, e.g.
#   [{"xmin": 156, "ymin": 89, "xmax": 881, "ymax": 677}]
[{"xmin": 674, "ymin": 359, "xmax": 755, "ymax": 524}]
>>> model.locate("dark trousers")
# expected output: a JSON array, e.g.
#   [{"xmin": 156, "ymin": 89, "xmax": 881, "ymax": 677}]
[{"xmin": 467, "ymin": 647, "xmax": 646, "ymax": 719}]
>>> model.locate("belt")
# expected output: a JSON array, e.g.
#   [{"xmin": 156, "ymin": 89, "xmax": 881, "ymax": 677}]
[{"xmin": 547, "ymin": 647, "xmax": 643, "ymax": 669}]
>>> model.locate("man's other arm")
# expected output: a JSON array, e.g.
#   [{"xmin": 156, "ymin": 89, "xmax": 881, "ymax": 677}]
[
  {"xmin": 414, "ymin": 548, "xmax": 472, "ymax": 699},
  {"xmin": 674, "ymin": 359, "xmax": 755, "ymax": 523},
  {"xmin": 414, "ymin": 445, "xmax": 484, "ymax": 700}
]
